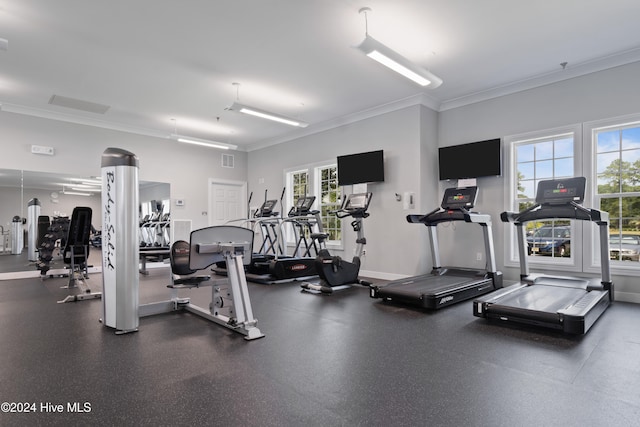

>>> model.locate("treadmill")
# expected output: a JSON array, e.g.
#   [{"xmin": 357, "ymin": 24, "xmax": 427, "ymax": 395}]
[
  {"xmin": 473, "ymin": 177, "xmax": 613, "ymax": 334},
  {"xmin": 370, "ymin": 186, "xmax": 503, "ymax": 309}
]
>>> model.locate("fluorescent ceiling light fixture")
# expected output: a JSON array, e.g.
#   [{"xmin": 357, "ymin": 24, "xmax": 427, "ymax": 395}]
[
  {"xmin": 357, "ymin": 35, "xmax": 442, "ymax": 88},
  {"xmin": 71, "ymin": 187, "xmax": 101, "ymax": 192},
  {"xmin": 229, "ymin": 102, "xmax": 308, "ymax": 128},
  {"xmin": 169, "ymin": 134, "xmax": 237, "ymax": 150},
  {"xmin": 62, "ymin": 190, "xmax": 91, "ymax": 196},
  {"xmin": 68, "ymin": 177, "xmax": 102, "ymax": 184},
  {"xmin": 69, "ymin": 184, "xmax": 96, "ymax": 188}
]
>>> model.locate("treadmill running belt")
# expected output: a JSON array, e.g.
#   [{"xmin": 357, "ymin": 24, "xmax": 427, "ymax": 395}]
[
  {"xmin": 381, "ymin": 274, "xmax": 482, "ymax": 298},
  {"xmin": 493, "ymin": 285, "xmax": 585, "ymax": 313}
]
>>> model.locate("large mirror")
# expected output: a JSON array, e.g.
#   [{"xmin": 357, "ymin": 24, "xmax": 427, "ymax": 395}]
[{"xmin": 0, "ymin": 169, "xmax": 170, "ymax": 278}]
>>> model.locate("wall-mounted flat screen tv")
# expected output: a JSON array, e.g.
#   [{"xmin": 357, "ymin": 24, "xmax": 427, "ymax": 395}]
[
  {"xmin": 337, "ymin": 150, "xmax": 384, "ymax": 186},
  {"xmin": 438, "ymin": 138, "xmax": 501, "ymax": 180}
]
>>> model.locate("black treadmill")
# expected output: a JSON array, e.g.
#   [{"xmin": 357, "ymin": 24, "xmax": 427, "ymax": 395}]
[
  {"xmin": 370, "ymin": 186, "xmax": 503, "ymax": 309},
  {"xmin": 473, "ymin": 177, "xmax": 613, "ymax": 334}
]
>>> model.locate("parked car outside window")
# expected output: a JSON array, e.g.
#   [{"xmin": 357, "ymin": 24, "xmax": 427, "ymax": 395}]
[
  {"xmin": 527, "ymin": 225, "xmax": 571, "ymax": 257},
  {"xmin": 609, "ymin": 235, "xmax": 640, "ymax": 262}
]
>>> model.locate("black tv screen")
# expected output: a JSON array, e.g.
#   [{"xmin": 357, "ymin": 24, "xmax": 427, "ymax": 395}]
[
  {"xmin": 337, "ymin": 150, "xmax": 384, "ymax": 186},
  {"xmin": 438, "ymin": 139, "xmax": 501, "ymax": 180}
]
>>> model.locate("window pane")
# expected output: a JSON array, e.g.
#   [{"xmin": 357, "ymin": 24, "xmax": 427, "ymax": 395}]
[
  {"xmin": 600, "ymin": 197, "xmax": 620, "ymax": 217},
  {"xmin": 527, "ymin": 220, "xmax": 572, "ymax": 258},
  {"xmin": 597, "ymin": 152, "xmax": 620, "ymax": 175},
  {"xmin": 517, "ymin": 144, "xmax": 535, "ymax": 162},
  {"xmin": 318, "ymin": 165, "xmax": 341, "ymax": 242},
  {"xmin": 512, "ymin": 133, "xmax": 575, "ymax": 264},
  {"xmin": 597, "ymin": 174, "xmax": 618, "ymax": 194},
  {"xmin": 555, "ymin": 138, "xmax": 573, "ymax": 157},
  {"xmin": 518, "ymin": 162, "xmax": 534, "ymax": 180},
  {"xmin": 597, "ymin": 130, "xmax": 620, "ymax": 153},
  {"xmin": 535, "ymin": 160, "xmax": 553, "ymax": 179},
  {"xmin": 554, "ymin": 157, "xmax": 573, "ymax": 177},
  {"xmin": 519, "ymin": 180, "xmax": 535, "ymax": 199},
  {"xmin": 535, "ymin": 141, "xmax": 554, "ymax": 160},
  {"xmin": 607, "ymin": 195, "xmax": 640, "ymax": 263},
  {"xmin": 621, "ymin": 127, "xmax": 640, "ymax": 150},
  {"xmin": 621, "ymin": 196, "xmax": 640, "ymax": 224}
]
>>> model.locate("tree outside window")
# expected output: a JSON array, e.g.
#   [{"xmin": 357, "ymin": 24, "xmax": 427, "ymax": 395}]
[
  {"xmin": 595, "ymin": 125, "xmax": 640, "ymax": 263},
  {"xmin": 319, "ymin": 166, "xmax": 341, "ymax": 242}
]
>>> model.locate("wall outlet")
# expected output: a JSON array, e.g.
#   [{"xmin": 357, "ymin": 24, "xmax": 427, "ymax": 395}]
[{"xmin": 476, "ymin": 252, "xmax": 482, "ymax": 261}]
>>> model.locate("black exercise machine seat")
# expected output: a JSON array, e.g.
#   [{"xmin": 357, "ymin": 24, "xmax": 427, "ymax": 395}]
[
  {"xmin": 168, "ymin": 240, "xmax": 211, "ymax": 288},
  {"xmin": 57, "ymin": 206, "xmax": 102, "ymax": 304},
  {"xmin": 473, "ymin": 177, "xmax": 613, "ymax": 335},
  {"xmin": 63, "ymin": 206, "xmax": 92, "ymax": 266}
]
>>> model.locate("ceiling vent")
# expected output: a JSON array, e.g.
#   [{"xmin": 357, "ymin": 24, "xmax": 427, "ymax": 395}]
[
  {"xmin": 48, "ymin": 95, "xmax": 110, "ymax": 114},
  {"xmin": 222, "ymin": 154, "xmax": 234, "ymax": 168}
]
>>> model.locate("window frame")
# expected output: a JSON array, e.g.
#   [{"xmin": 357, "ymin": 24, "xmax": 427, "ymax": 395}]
[
  {"xmin": 584, "ymin": 113, "xmax": 640, "ymax": 276},
  {"xmin": 283, "ymin": 160, "xmax": 342, "ymax": 249},
  {"xmin": 503, "ymin": 124, "xmax": 583, "ymax": 272},
  {"xmin": 314, "ymin": 163, "xmax": 341, "ymax": 246}
]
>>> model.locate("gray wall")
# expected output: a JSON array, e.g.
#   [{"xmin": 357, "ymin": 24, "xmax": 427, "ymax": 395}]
[
  {"xmin": 437, "ymin": 61, "xmax": 640, "ymax": 302},
  {"xmin": 2, "ymin": 61, "xmax": 639, "ymax": 301},
  {"xmin": 247, "ymin": 105, "xmax": 437, "ymax": 278},
  {"xmin": 0, "ymin": 112, "xmax": 248, "ymax": 231}
]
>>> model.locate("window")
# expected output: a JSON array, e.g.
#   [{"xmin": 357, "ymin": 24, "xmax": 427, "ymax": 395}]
[
  {"xmin": 506, "ymin": 116, "xmax": 640, "ymax": 276},
  {"xmin": 317, "ymin": 165, "xmax": 341, "ymax": 242},
  {"xmin": 284, "ymin": 161, "xmax": 342, "ymax": 246},
  {"xmin": 505, "ymin": 126, "xmax": 580, "ymax": 268},
  {"xmin": 291, "ymin": 170, "xmax": 309, "ymax": 205},
  {"xmin": 592, "ymin": 121, "xmax": 640, "ymax": 266}
]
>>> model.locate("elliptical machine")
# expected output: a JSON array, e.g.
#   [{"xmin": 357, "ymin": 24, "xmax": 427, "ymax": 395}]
[{"xmin": 301, "ymin": 192, "xmax": 372, "ymax": 294}]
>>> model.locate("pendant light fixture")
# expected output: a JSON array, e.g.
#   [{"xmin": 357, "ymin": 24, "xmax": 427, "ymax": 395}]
[
  {"xmin": 356, "ymin": 7, "xmax": 442, "ymax": 88},
  {"xmin": 169, "ymin": 118, "xmax": 237, "ymax": 150},
  {"xmin": 227, "ymin": 83, "xmax": 308, "ymax": 128}
]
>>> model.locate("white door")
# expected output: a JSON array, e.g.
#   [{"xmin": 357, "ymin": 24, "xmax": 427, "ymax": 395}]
[{"xmin": 208, "ymin": 180, "xmax": 247, "ymax": 226}]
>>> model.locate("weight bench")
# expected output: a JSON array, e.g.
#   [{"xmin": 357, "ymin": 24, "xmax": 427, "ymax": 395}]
[{"xmin": 58, "ymin": 207, "xmax": 102, "ymax": 303}]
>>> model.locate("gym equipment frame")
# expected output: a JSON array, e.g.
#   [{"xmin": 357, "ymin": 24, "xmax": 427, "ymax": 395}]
[{"xmin": 139, "ymin": 225, "xmax": 264, "ymax": 341}]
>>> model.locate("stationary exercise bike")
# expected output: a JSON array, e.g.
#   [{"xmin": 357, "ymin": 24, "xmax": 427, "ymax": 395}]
[{"xmin": 301, "ymin": 192, "xmax": 372, "ymax": 294}]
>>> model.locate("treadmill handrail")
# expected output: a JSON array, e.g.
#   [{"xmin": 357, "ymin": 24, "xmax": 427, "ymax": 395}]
[
  {"xmin": 407, "ymin": 207, "xmax": 492, "ymax": 226},
  {"xmin": 501, "ymin": 201, "xmax": 612, "ymax": 288},
  {"xmin": 501, "ymin": 201, "xmax": 609, "ymax": 225}
]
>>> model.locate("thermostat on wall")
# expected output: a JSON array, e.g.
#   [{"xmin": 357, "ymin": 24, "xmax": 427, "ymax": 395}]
[{"xmin": 175, "ymin": 199, "xmax": 185, "ymax": 206}]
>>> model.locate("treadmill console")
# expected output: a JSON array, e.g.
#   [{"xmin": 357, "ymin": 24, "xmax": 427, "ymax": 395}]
[
  {"xmin": 441, "ymin": 187, "xmax": 477, "ymax": 210},
  {"xmin": 536, "ymin": 177, "xmax": 585, "ymax": 205}
]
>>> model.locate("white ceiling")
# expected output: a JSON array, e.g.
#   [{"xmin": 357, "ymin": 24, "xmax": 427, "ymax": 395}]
[{"xmin": 1, "ymin": 0, "xmax": 639, "ymax": 151}]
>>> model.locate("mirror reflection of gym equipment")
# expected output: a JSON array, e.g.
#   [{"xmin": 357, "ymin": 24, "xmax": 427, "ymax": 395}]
[{"xmin": 0, "ymin": 168, "xmax": 170, "ymax": 279}]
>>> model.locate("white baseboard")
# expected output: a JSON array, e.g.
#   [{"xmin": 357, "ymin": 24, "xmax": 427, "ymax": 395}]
[
  {"xmin": 359, "ymin": 269, "xmax": 408, "ymax": 282},
  {"xmin": 613, "ymin": 291, "xmax": 640, "ymax": 304}
]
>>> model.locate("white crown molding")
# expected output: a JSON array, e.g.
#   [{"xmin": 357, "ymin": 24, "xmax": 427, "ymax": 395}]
[
  {"xmin": 2, "ymin": 46, "xmax": 639, "ymax": 152},
  {"xmin": 246, "ymin": 92, "xmax": 441, "ymax": 152},
  {"xmin": 1, "ymin": 102, "xmax": 170, "ymax": 139},
  {"xmin": 439, "ymin": 47, "xmax": 640, "ymax": 111}
]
